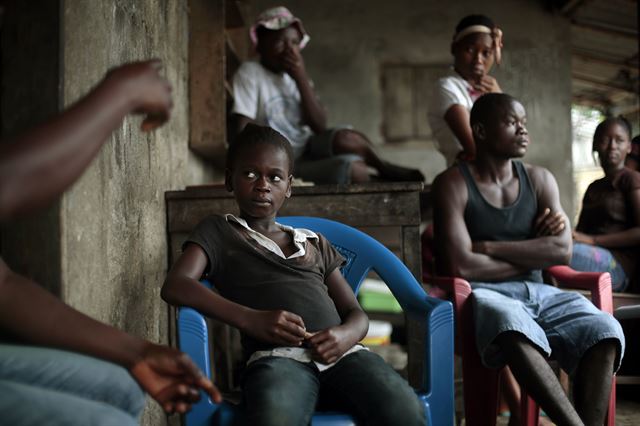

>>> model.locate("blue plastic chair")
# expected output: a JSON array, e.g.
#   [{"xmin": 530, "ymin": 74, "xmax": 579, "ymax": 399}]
[{"xmin": 177, "ymin": 216, "xmax": 454, "ymax": 426}]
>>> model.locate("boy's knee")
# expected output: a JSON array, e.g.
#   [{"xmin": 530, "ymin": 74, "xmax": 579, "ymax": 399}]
[
  {"xmin": 370, "ymin": 393, "xmax": 426, "ymax": 426},
  {"xmin": 246, "ymin": 392, "xmax": 314, "ymax": 426},
  {"xmin": 585, "ymin": 338, "xmax": 619, "ymax": 366},
  {"xmin": 494, "ymin": 331, "xmax": 537, "ymax": 358},
  {"xmin": 495, "ymin": 330, "xmax": 526, "ymax": 346},
  {"xmin": 243, "ymin": 358, "xmax": 318, "ymax": 425},
  {"xmin": 333, "ymin": 129, "xmax": 368, "ymax": 151},
  {"xmin": 349, "ymin": 160, "xmax": 371, "ymax": 183}
]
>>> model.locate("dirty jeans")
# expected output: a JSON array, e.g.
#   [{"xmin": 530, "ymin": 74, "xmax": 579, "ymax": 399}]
[{"xmin": 240, "ymin": 349, "xmax": 426, "ymax": 426}]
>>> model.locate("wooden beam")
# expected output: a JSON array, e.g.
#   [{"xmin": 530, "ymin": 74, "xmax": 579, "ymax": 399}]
[
  {"xmin": 572, "ymin": 51, "xmax": 638, "ymax": 73},
  {"xmin": 224, "ymin": 0, "xmax": 244, "ymax": 29},
  {"xmin": 612, "ymin": 103, "xmax": 640, "ymax": 116},
  {"xmin": 572, "ymin": 21, "xmax": 638, "ymax": 41},
  {"xmin": 572, "ymin": 48, "xmax": 639, "ymax": 67},
  {"xmin": 561, "ymin": 0, "xmax": 586, "ymax": 17},
  {"xmin": 572, "ymin": 96, "xmax": 611, "ymax": 109},
  {"xmin": 572, "ymin": 73, "xmax": 637, "ymax": 94}
]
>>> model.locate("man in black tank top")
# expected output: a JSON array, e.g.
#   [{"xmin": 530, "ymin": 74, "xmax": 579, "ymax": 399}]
[{"xmin": 432, "ymin": 94, "xmax": 624, "ymax": 426}]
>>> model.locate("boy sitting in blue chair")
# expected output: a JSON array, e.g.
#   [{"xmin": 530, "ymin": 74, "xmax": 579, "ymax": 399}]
[{"xmin": 161, "ymin": 124, "xmax": 426, "ymax": 426}]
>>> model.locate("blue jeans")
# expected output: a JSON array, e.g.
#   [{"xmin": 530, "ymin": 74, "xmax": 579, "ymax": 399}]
[
  {"xmin": 570, "ymin": 242, "xmax": 628, "ymax": 292},
  {"xmin": 240, "ymin": 350, "xmax": 426, "ymax": 426},
  {"xmin": 0, "ymin": 344, "xmax": 145, "ymax": 426}
]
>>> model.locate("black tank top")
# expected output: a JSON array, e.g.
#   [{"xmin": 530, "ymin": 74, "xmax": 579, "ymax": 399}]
[{"xmin": 459, "ymin": 160, "xmax": 543, "ymax": 283}]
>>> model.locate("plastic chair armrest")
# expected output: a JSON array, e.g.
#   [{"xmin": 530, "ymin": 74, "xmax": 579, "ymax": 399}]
[
  {"xmin": 546, "ymin": 265, "xmax": 613, "ymax": 313},
  {"xmin": 428, "ymin": 276, "xmax": 472, "ymax": 308},
  {"xmin": 177, "ymin": 283, "xmax": 221, "ymax": 426},
  {"xmin": 402, "ymin": 294, "xmax": 454, "ymax": 426}
]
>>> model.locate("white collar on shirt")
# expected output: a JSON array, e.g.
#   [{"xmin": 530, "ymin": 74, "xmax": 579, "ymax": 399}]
[
  {"xmin": 449, "ymin": 68, "xmax": 473, "ymax": 89},
  {"xmin": 225, "ymin": 214, "xmax": 318, "ymax": 259}
]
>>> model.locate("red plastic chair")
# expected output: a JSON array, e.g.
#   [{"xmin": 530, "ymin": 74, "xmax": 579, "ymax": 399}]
[{"xmin": 424, "ymin": 264, "xmax": 616, "ymax": 426}]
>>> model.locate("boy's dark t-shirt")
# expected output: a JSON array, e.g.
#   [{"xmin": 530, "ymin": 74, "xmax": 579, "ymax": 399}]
[{"xmin": 184, "ymin": 215, "xmax": 345, "ymax": 357}]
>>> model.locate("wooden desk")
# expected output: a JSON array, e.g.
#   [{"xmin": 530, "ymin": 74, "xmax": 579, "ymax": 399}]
[{"xmin": 165, "ymin": 182, "xmax": 425, "ymax": 387}]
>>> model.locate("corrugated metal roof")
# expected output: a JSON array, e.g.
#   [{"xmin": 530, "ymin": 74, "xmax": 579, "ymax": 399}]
[{"xmin": 556, "ymin": 0, "xmax": 638, "ymax": 115}]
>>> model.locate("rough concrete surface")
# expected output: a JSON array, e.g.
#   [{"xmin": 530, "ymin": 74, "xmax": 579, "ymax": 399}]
[
  {"xmin": 60, "ymin": 1, "xmax": 215, "ymax": 424},
  {"xmin": 253, "ymin": 0, "xmax": 575, "ymax": 216},
  {"xmin": 1, "ymin": 2, "xmax": 581, "ymax": 425}
]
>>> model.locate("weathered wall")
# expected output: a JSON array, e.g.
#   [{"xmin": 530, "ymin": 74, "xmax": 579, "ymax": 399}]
[
  {"xmin": 58, "ymin": 1, "xmax": 215, "ymax": 424},
  {"xmin": 252, "ymin": 0, "xmax": 575, "ymax": 214}
]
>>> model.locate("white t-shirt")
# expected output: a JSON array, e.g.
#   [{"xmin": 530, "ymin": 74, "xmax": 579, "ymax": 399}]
[
  {"xmin": 427, "ymin": 72, "xmax": 478, "ymax": 166},
  {"xmin": 232, "ymin": 61, "xmax": 314, "ymax": 158}
]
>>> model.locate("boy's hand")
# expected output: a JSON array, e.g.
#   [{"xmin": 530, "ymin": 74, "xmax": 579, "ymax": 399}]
[
  {"xmin": 246, "ymin": 309, "xmax": 307, "ymax": 346},
  {"xmin": 104, "ymin": 59, "xmax": 173, "ymax": 132},
  {"xmin": 473, "ymin": 75, "xmax": 501, "ymax": 94},
  {"xmin": 534, "ymin": 208, "xmax": 566, "ymax": 237},
  {"xmin": 281, "ymin": 47, "xmax": 307, "ymax": 82},
  {"xmin": 306, "ymin": 326, "xmax": 355, "ymax": 364},
  {"xmin": 130, "ymin": 342, "xmax": 221, "ymax": 414}
]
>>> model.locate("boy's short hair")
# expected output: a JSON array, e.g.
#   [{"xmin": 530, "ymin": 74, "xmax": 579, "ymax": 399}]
[
  {"xmin": 592, "ymin": 116, "xmax": 632, "ymax": 150},
  {"xmin": 227, "ymin": 124, "xmax": 295, "ymax": 174},
  {"xmin": 470, "ymin": 93, "xmax": 518, "ymax": 127}
]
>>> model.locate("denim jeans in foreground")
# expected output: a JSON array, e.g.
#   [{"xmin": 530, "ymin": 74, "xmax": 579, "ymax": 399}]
[{"xmin": 0, "ymin": 344, "xmax": 145, "ymax": 426}]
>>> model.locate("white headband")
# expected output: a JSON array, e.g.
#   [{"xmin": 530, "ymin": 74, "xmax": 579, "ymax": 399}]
[{"xmin": 453, "ymin": 25, "xmax": 492, "ymax": 43}]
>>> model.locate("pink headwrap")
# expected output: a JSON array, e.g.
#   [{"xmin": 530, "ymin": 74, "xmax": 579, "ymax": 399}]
[{"xmin": 250, "ymin": 6, "xmax": 310, "ymax": 49}]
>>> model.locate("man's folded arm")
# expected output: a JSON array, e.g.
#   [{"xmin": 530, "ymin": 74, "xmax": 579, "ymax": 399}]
[{"xmin": 432, "ymin": 170, "xmax": 528, "ymax": 282}]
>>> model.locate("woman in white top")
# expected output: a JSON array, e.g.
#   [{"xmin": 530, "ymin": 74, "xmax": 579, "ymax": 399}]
[{"xmin": 428, "ymin": 15, "xmax": 503, "ymax": 166}]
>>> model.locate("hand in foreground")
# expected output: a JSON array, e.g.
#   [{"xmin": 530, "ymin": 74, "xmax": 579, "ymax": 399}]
[
  {"xmin": 534, "ymin": 208, "xmax": 566, "ymax": 237},
  {"xmin": 305, "ymin": 326, "xmax": 355, "ymax": 364},
  {"xmin": 281, "ymin": 46, "xmax": 307, "ymax": 82},
  {"xmin": 572, "ymin": 230, "xmax": 596, "ymax": 245},
  {"xmin": 130, "ymin": 342, "xmax": 221, "ymax": 414},
  {"xmin": 245, "ymin": 309, "xmax": 307, "ymax": 346},
  {"xmin": 104, "ymin": 59, "xmax": 173, "ymax": 132},
  {"xmin": 473, "ymin": 74, "xmax": 501, "ymax": 94}
]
